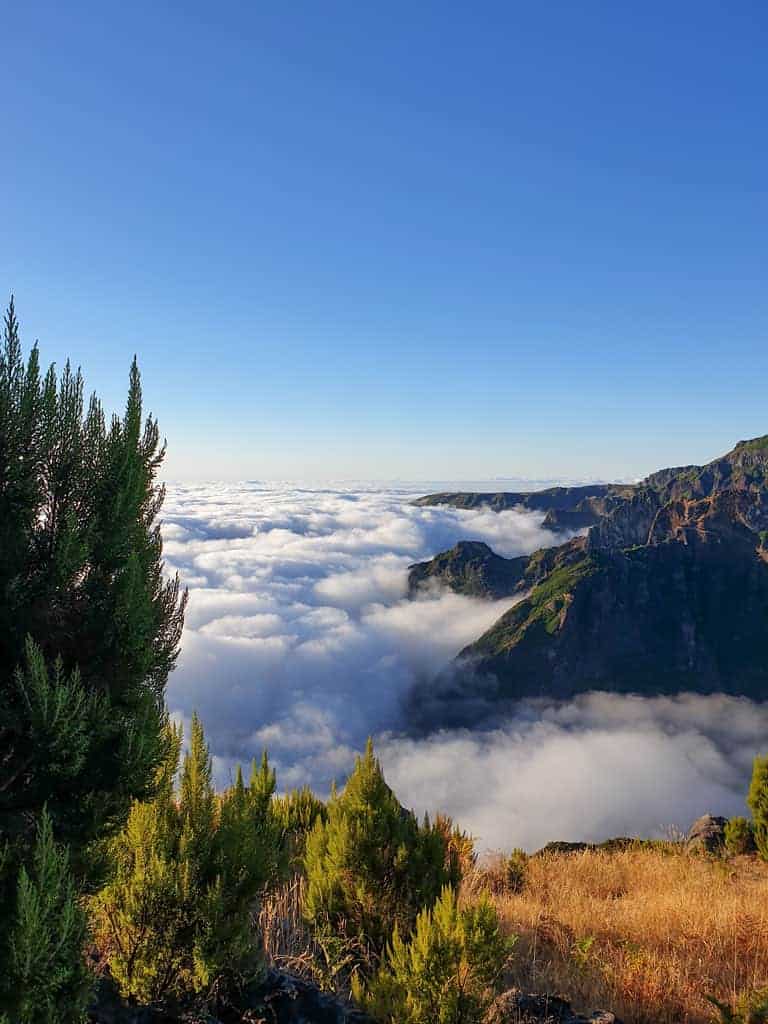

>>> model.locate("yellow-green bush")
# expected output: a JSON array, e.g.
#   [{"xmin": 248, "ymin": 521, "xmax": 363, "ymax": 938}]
[
  {"xmin": 708, "ymin": 988, "xmax": 768, "ymax": 1023},
  {"xmin": 352, "ymin": 885, "xmax": 510, "ymax": 1024},
  {"xmin": 92, "ymin": 716, "xmax": 280, "ymax": 1004},
  {"xmin": 724, "ymin": 817, "xmax": 756, "ymax": 857},
  {"xmin": 272, "ymin": 785, "xmax": 327, "ymax": 868},
  {"xmin": 505, "ymin": 848, "xmax": 528, "ymax": 894},
  {"xmin": 303, "ymin": 740, "xmax": 456, "ymax": 963},
  {"xmin": 748, "ymin": 755, "xmax": 768, "ymax": 861}
]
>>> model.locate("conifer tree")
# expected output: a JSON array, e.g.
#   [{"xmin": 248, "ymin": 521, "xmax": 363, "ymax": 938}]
[
  {"xmin": 0, "ymin": 299, "xmax": 187, "ymax": 867},
  {"xmin": 0, "ymin": 298, "xmax": 186, "ymax": 1018},
  {"xmin": 304, "ymin": 739, "xmax": 455, "ymax": 964}
]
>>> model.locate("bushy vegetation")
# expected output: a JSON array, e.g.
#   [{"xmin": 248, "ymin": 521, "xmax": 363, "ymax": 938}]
[
  {"xmin": 0, "ymin": 300, "xmax": 186, "ymax": 863},
  {"xmin": 272, "ymin": 785, "xmax": 327, "ymax": 869},
  {"xmin": 725, "ymin": 816, "xmax": 756, "ymax": 857},
  {"xmin": 92, "ymin": 716, "xmax": 280, "ymax": 1003},
  {"xmin": 352, "ymin": 885, "xmax": 509, "ymax": 1024},
  {"xmin": 304, "ymin": 739, "xmax": 458, "ymax": 965},
  {"xmin": 505, "ymin": 848, "xmax": 528, "ymax": 894},
  {"xmin": 708, "ymin": 989, "xmax": 768, "ymax": 1024},
  {"xmin": 1, "ymin": 812, "xmax": 92, "ymax": 1023},
  {"xmin": 748, "ymin": 755, "xmax": 768, "ymax": 862}
]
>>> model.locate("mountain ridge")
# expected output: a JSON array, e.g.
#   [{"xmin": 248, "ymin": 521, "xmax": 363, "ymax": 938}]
[{"xmin": 409, "ymin": 436, "xmax": 768, "ymax": 718}]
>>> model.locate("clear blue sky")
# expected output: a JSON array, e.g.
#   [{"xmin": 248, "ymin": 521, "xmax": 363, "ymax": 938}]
[{"xmin": 3, "ymin": 2, "xmax": 767, "ymax": 481}]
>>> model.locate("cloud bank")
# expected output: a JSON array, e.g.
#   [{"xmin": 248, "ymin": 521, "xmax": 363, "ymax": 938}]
[{"xmin": 163, "ymin": 483, "xmax": 766, "ymax": 852}]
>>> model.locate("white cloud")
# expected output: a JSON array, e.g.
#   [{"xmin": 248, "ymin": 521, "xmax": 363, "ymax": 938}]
[
  {"xmin": 164, "ymin": 484, "xmax": 538, "ymax": 783},
  {"xmin": 379, "ymin": 692, "xmax": 767, "ymax": 852}
]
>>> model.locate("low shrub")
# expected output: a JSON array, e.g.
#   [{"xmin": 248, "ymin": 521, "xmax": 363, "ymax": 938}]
[
  {"xmin": 505, "ymin": 849, "xmax": 528, "ymax": 894},
  {"xmin": 352, "ymin": 885, "xmax": 510, "ymax": 1024},
  {"xmin": 92, "ymin": 716, "xmax": 280, "ymax": 1005},
  {"xmin": 303, "ymin": 740, "xmax": 456, "ymax": 964},
  {"xmin": 748, "ymin": 756, "xmax": 768, "ymax": 862},
  {"xmin": 708, "ymin": 988, "xmax": 768, "ymax": 1023},
  {"xmin": 725, "ymin": 817, "xmax": 756, "ymax": 857},
  {"xmin": 435, "ymin": 813, "xmax": 477, "ymax": 880}
]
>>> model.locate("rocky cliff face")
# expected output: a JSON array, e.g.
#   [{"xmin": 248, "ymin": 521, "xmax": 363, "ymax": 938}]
[{"xmin": 411, "ymin": 436, "xmax": 768, "ymax": 715}]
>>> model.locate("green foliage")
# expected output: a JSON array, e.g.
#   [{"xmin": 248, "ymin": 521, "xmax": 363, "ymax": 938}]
[
  {"xmin": 272, "ymin": 785, "xmax": 327, "ymax": 868},
  {"xmin": 92, "ymin": 716, "xmax": 280, "ymax": 1005},
  {"xmin": 724, "ymin": 817, "xmax": 756, "ymax": 857},
  {"xmin": 304, "ymin": 740, "xmax": 456, "ymax": 963},
  {"xmin": 572, "ymin": 935, "xmax": 597, "ymax": 971},
  {"xmin": 0, "ymin": 299, "xmax": 187, "ymax": 867},
  {"xmin": 352, "ymin": 885, "xmax": 510, "ymax": 1024},
  {"xmin": 434, "ymin": 814, "xmax": 477, "ymax": 881},
  {"xmin": 747, "ymin": 756, "xmax": 768, "ymax": 862},
  {"xmin": 0, "ymin": 812, "xmax": 93, "ymax": 1024},
  {"xmin": 708, "ymin": 989, "xmax": 768, "ymax": 1024},
  {"xmin": 505, "ymin": 848, "xmax": 528, "ymax": 894}
]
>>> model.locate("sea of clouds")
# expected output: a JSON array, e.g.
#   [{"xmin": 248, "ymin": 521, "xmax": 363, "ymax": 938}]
[{"xmin": 163, "ymin": 482, "xmax": 766, "ymax": 852}]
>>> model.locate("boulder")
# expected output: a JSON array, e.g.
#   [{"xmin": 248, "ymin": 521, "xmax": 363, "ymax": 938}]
[
  {"xmin": 244, "ymin": 970, "xmax": 375, "ymax": 1023},
  {"xmin": 686, "ymin": 814, "xmax": 728, "ymax": 853},
  {"xmin": 485, "ymin": 988, "xmax": 621, "ymax": 1024}
]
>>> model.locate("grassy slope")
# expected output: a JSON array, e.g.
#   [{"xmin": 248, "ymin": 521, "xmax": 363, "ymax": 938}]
[{"xmin": 468, "ymin": 847, "xmax": 768, "ymax": 1024}]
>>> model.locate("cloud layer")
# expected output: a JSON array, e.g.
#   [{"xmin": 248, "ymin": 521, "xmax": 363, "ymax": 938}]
[
  {"xmin": 163, "ymin": 484, "xmax": 544, "ymax": 786},
  {"xmin": 163, "ymin": 483, "xmax": 766, "ymax": 852}
]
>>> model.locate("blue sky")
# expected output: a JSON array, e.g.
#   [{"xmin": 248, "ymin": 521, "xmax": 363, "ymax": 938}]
[{"xmin": 3, "ymin": 2, "xmax": 767, "ymax": 481}]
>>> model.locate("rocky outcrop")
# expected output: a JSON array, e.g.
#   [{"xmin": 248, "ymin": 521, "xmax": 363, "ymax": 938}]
[
  {"xmin": 408, "ymin": 541, "xmax": 528, "ymax": 598},
  {"xmin": 244, "ymin": 971, "xmax": 375, "ymax": 1023},
  {"xmin": 686, "ymin": 814, "xmax": 728, "ymax": 854},
  {"xmin": 584, "ymin": 488, "xmax": 660, "ymax": 551},
  {"xmin": 89, "ymin": 971, "xmax": 375, "ymax": 1024},
  {"xmin": 485, "ymin": 989, "xmax": 621, "ymax": 1024},
  {"xmin": 408, "ymin": 535, "xmax": 590, "ymax": 602}
]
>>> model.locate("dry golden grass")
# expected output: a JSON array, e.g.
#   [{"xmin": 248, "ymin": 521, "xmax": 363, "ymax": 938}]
[{"xmin": 468, "ymin": 847, "xmax": 768, "ymax": 1024}]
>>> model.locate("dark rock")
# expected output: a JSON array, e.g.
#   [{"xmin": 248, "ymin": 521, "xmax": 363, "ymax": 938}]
[
  {"xmin": 687, "ymin": 814, "xmax": 728, "ymax": 853},
  {"xmin": 88, "ymin": 977, "xmax": 168, "ymax": 1024},
  {"xmin": 485, "ymin": 988, "xmax": 622, "ymax": 1023},
  {"xmin": 534, "ymin": 838, "xmax": 638, "ymax": 857},
  {"xmin": 89, "ymin": 970, "xmax": 374, "ymax": 1024},
  {"xmin": 408, "ymin": 540, "xmax": 528, "ymax": 599},
  {"xmin": 534, "ymin": 842, "xmax": 592, "ymax": 857},
  {"xmin": 243, "ymin": 970, "xmax": 375, "ymax": 1023}
]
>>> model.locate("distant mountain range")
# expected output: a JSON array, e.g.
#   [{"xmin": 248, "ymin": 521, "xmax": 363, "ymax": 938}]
[{"xmin": 409, "ymin": 436, "xmax": 768, "ymax": 720}]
